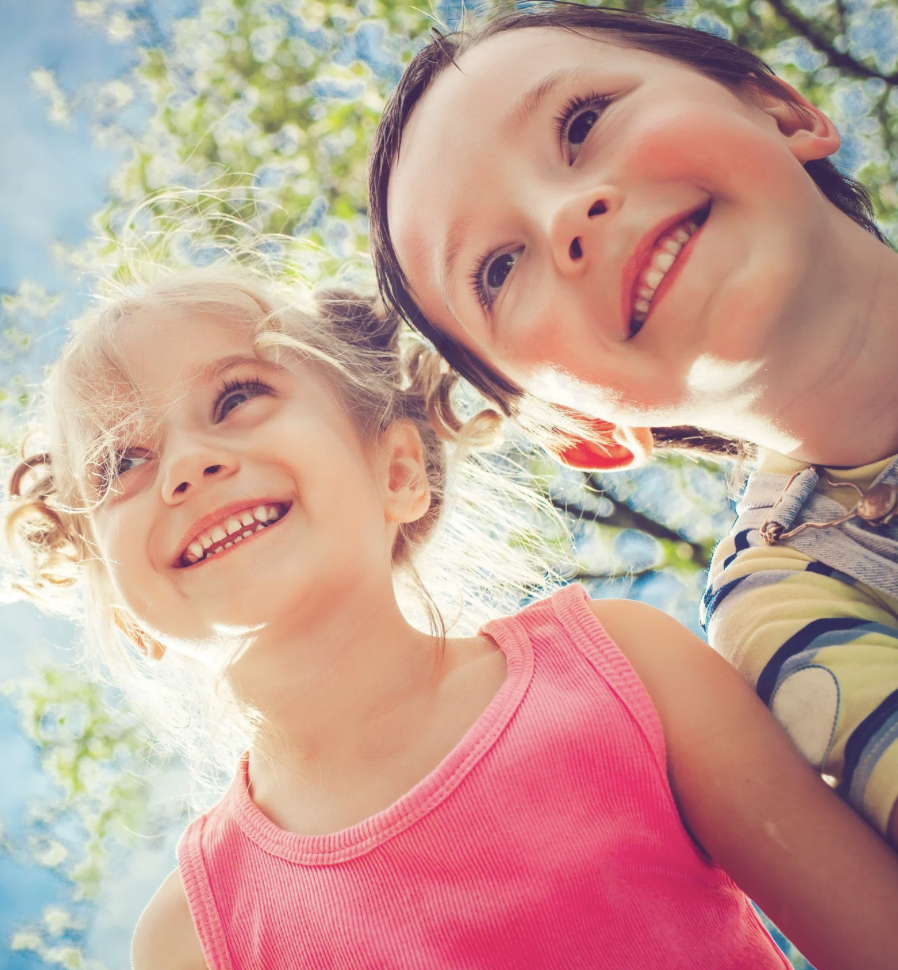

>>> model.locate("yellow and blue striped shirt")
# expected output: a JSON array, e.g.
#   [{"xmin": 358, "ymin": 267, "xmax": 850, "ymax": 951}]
[{"xmin": 703, "ymin": 450, "xmax": 898, "ymax": 835}]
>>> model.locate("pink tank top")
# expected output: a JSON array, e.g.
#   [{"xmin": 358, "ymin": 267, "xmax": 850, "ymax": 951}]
[{"xmin": 178, "ymin": 584, "xmax": 789, "ymax": 969}]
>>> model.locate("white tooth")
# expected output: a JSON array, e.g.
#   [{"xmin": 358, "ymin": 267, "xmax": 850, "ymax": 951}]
[
  {"xmin": 632, "ymin": 309, "xmax": 648, "ymax": 323},
  {"xmin": 184, "ymin": 550, "xmax": 200, "ymax": 564},
  {"xmin": 634, "ymin": 299, "xmax": 651, "ymax": 313},
  {"xmin": 242, "ymin": 530, "xmax": 253, "ymax": 538},
  {"xmin": 234, "ymin": 536, "xmax": 243, "ymax": 543},
  {"xmin": 674, "ymin": 228, "xmax": 690, "ymax": 244},
  {"xmin": 638, "ymin": 286, "xmax": 654, "ymax": 300},
  {"xmin": 224, "ymin": 541, "xmax": 233, "ymax": 549},
  {"xmin": 645, "ymin": 269, "xmax": 664, "ymax": 289},
  {"xmin": 664, "ymin": 239, "xmax": 682, "ymax": 255},
  {"xmin": 253, "ymin": 506, "xmax": 268, "ymax": 522},
  {"xmin": 226, "ymin": 517, "xmax": 242, "ymax": 535},
  {"xmin": 654, "ymin": 252, "xmax": 675, "ymax": 272},
  {"xmin": 684, "ymin": 221, "xmax": 697, "ymax": 234},
  {"xmin": 213, "ymin": 546, "xmax": 224, "ymax": 554},
  {"xmin": 267, "ymin": 506, "xmax": 280, "ymax": 522},
  {"xmin": 240, "ymin": 512, "xmax": 254, "ymax": 527},
  {"xmin": 255, "ymin": 524, "xmax": 265, "ymax": 531},
  {"xmin": 211, "ymin": 526, "xmax": 226, "ymax": 543},
  {"xmin": 188, "ymin": 541, "xmax": 204, "ymax": 559},
  {"xmin": 200, "ymin": 533, "xmax": 213, "ymax": 550}
]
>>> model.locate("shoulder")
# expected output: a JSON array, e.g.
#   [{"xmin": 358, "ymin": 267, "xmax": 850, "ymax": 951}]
[
  {"xmin": 585, "ymin": 597, "xmax": 755, "ymax": 728},
  {"xmin": 132, "ymin": 866, "xmax": 208, "ymax": 970},
  {"xmin": 587, "ymin": 597, "xmax": 712, "ymax": 670}
]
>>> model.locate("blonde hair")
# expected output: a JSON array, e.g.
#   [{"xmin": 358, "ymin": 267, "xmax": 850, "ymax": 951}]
[{"xmin": 3, "ymin": 259, "xmax": 558, "ymax": 794}]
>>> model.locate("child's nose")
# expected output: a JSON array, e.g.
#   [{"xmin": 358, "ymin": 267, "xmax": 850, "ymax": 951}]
[
  {"xmin": 548, "ymin": 189, "xmax": 616, "ymax": 276},
  {"xmin": 161, "ymin": 446, "xmax": 239, "ymax": 504}
]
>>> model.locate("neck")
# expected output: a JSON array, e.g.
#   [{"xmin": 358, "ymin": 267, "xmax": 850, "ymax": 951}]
[
  {"xmin": 699, "ymin": 208, "xmax": 898, "ymax": 466},
  {"xmin": 225, "ymin": 581, "xmax": 444, "ymax": 783}
]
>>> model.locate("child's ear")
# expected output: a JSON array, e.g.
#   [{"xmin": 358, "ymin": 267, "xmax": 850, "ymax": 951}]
[
  {"xmin": 112, "ymin": 608, "xmax": 166, "ymax": 661},
  {"xmin": 381, "ymin": 419, "xmax": 432, "ymax": 523},
  {"xmin": 748, "ymin": 79, "xmax": 840, "ymax": 163},
  {"xmin": 547, "ymin": 413, "xmax": 653, "ymax": 471}
]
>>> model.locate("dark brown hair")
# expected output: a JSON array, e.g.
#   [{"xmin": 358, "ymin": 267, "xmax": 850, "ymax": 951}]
[{"xmin": 368, "ymin": 1, "xmax": 887, "ymax": 460}]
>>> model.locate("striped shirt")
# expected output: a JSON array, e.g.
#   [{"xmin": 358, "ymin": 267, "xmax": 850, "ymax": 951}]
[{"xmin": 703, "ymin": 449, "xmax": 898, "ymax": 835}]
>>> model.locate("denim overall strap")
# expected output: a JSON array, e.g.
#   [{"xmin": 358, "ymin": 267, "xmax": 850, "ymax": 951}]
[{"xmin": 731, "ymin": 457, "xmax": 898, "ymax": 600}]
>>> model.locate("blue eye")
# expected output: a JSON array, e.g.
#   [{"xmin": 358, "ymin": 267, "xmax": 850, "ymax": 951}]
[
  {"xmin": 90, "ymin": 447, "xmax": 150, "ymax": 496},
  {"xmin": 114, "ymin": 449, "xmax": 151, "ymax": 477},
  {"xmin": 216, "ymin": 378, "xmax": 271, "ymax": 421}
]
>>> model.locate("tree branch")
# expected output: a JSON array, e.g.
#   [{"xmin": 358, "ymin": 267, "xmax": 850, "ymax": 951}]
[
  {"xmin": 549, "ymin": 493, "xmax": 710, "ymax": 569},
  {"xmin": 569, "ymin": 566, "xmax": 657, "ymax": 581},
  {"xmin": 763, "ymin": 0, "xmax": 898, "ymax": 85}
]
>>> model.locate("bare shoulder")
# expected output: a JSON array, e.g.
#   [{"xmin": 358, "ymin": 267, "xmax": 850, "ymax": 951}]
[
  {"xmin": 586, "ymin": 597, "xmax": 721, "ymax": 678},
  {"xmin": 132, "ymin": 866, "xmax": 208, "ymax": 970},
  {"xmin": 587, "ymin": 595, "xmax": 682, "ymax": 636},
  {"xmin": 588, "ymin": 600, "xmax": 898, "ymax": 970},
  {"xmin": 584, "ymin": 596, "xmax": 762, "ymax": 756}
]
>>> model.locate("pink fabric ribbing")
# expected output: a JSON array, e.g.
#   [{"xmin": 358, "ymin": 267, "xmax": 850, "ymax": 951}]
[{"xmin": 177, "ymin": 584, "xmax": 789, "ymax": 969}]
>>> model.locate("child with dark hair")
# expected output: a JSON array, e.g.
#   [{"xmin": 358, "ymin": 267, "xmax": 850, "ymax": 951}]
[{"xmin": 368, "ymin": 2, "xmax": 898, "ymax": 846}]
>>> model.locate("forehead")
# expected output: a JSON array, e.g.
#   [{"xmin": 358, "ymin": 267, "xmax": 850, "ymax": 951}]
[
  {"xmin": 396, "ymin": 27, "xmax": 688, "ymax": 151},
  {"xmin": 109, "ymin": 308, "xmax": 257, "ymax": 400},
  {"xmin": 389, "ymin": 29, "xmax": 612, "ymax": 212}
]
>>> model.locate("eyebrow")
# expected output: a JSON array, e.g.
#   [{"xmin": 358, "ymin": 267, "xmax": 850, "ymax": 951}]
[
  {"xmin": 192, "ymin": 353, "xmax": 276, "ymax": 385},
  {"xmin": 506, "ymin": 67, "xmax": 587, "ymax": 132},
  {"xmin": 440, "ymin": 216, "xmax": 472, "ymax": 312}
]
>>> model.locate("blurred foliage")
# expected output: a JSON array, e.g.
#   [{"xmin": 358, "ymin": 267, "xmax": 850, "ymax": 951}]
[
  {"xmin": 5, "ymin": 0, "xmax": 898, "ymax": 964},
  {"xmin": 2, "ymin": 667, "xmax": 164, "ymax": 967},
  {"xmin": 45, "ymin": 0, "xmax": 441, "ymax": 280}
]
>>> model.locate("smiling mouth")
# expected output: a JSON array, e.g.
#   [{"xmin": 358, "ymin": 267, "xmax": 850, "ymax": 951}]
[
  {"xmin": 628, "ymin": 202, "xmax": 711, "ymax": 337},
  {"xmin": 175, "ymin": 502, "xmax": 291, "ymax": 568}
]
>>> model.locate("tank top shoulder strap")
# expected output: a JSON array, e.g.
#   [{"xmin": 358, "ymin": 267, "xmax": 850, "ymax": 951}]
[
  {"xmin": 483, "ymin": 583, "xmax": 668, "ymax": 779},
  {"xmin": 178, "ymin": 797, "xmax": 239, "ymax": 970}
]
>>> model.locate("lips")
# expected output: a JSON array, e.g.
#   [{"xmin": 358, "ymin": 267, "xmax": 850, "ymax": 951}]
[
  {"xmin": 173, "ymin": 500, "xmax": 291, "ymax": 568},
  {"xmin": 622, "ymin": 202, "xmax": 711, "ymax": 337}
]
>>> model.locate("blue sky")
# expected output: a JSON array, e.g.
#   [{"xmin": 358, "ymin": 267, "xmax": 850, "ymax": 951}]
[
  {"xmin": 0, "ymin": 0, "xmax": 132, "ymax": 295},
  {"xmin": 0, "ymin": 5, "xmax": 150, "ymax": 966}
]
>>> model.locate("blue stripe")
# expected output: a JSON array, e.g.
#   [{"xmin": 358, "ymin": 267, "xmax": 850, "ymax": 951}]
[
  {"xmin": 701, "ymin": 574, "xmax": 751, "ymax": 631},
  {"xmin": 722, "ymin": 528, "xmax": 752, "ymax": 570},
  {"xmin": 838, "ymin": 688, "xmax": 898, "ymax": 810},
  {"xmin": 805, "ymin": 561, "xmax": 834, "ymax": 577},
  {"xmin": 805, "ymin": 561, "xmax": 863, "ymax": 588},
  {"xmin": 702, "ymin": 570, "xmax": 799, "ymax": 631},
  {"xmin": 757, "ymin": 618, "xmax": 871, "ymax": 705}
]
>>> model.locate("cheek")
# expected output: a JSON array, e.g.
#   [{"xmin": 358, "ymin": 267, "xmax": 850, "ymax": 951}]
[
  {"xmin": 106, "ymin": 546, "xmax": 152, "ymax": 617},
  {"xmin": 503, "ymin": 312, "xmax": 582, "ymax": 375},
  {"xmin": 257, "ymin": 408, "xmax": 387, "ymax": 543},
  {"xmin": 618, "ymin": 104, "xmax": 786, "ymax": 194},
  {"xmin": 92, "ymin": 509, "xmax": 157, "ymax": 615}
]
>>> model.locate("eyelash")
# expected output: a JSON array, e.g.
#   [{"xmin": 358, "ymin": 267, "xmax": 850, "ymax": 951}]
[
  {"xmin": 469, "ymin": 255, "xmax": 498, "ymax": 312},
  {"xmin": 215, "ymin": 375, "xmax": 273, "ymax": 420},
  {"xmin": 470, "ymin": 91, "xmax": 613, "ymax": 311},
  {"xmin": 553, "ymin": 91, "xmax": 612, "ymax": 151}
]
